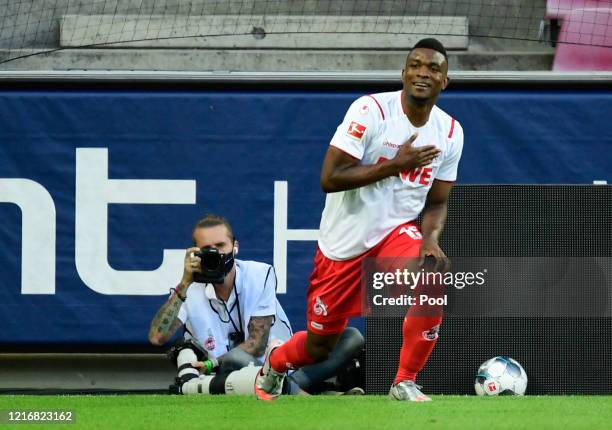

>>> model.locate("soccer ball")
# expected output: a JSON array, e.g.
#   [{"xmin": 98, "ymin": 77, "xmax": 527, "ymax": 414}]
[{"xmin": 474, "ymin": 356, "xmax": 527, "ymax": 396}]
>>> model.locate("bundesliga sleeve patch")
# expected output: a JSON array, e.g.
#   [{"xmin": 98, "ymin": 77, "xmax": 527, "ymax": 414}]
[{"xmin": 347, "ymin": 121, "xmax": 366, "ymax": 140}]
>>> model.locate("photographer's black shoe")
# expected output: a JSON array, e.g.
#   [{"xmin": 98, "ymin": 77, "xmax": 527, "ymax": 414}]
[{"xmin": 169, "ymin": 377, "xmax": 182, "ymax": 395}]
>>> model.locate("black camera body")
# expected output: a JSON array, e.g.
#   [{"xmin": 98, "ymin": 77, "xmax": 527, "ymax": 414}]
[{"xmin": 193, "ymin": 247, "xmax": 235, "ymax": 284}]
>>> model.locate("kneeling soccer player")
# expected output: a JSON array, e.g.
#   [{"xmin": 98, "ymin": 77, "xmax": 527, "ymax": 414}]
[{"xmin": 255, "ymin": 38, "xmax": 463, "ymax": 402}]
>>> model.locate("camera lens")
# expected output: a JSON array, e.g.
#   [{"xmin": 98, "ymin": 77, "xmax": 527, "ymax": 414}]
[{"xmin": 201, "ymin": 250, "xmax": 222, "ymax": 271}]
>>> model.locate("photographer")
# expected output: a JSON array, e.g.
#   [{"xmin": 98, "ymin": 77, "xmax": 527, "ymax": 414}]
[{"xmin": 148, "ymin": 214, "xmax": 364, "ymax": 395}]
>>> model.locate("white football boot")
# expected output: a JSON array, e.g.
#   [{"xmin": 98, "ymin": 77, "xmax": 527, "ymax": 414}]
[
  {"xmin": 389, "ymin": 380, "xmax": 432, "ymax": 402},
  {"xmin": 254, "ymin": 339, "xmax": 286, "ymax": 401}
]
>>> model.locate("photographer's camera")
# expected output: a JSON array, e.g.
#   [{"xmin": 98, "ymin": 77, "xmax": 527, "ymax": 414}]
[{"xmin": 193, "ymin": 247, "xmax": 235, "ymax": 284}]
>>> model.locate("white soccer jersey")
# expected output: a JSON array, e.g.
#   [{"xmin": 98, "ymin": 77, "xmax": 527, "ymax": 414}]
[{"xmin": 318, "ymin": 90, "xmax": 464, "ymax": 260}]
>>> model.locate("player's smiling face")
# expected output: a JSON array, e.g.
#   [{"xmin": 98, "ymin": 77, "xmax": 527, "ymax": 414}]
[{"xmin": 402, "ymin": 48, "xmax": 448, "ymax": 101}]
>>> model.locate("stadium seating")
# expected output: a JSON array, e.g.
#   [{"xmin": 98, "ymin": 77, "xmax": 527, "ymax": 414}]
[
  {"xmin": 59, "ymin": 15, "xmax": 469, "ymax": 50},
  {"xmin": 0, "ymin": 0, "xmax": 555, "ymax": 72},
  {"xmin": 546, "ymin": 0, "xmax": 612, "ymax": 70}
]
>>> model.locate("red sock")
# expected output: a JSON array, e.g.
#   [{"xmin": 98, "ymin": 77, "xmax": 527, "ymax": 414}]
[
  {"xmin": 269, "ymin": 331, "xmax": 316, "ymax": 373},
  {"xmin": 394, "ymin": 315, "xmax": 443, "ymax": 384}
]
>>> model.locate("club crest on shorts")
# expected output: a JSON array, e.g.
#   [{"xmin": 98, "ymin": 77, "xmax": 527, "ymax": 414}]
[
  {"xmin": 313, "ymin": 296, "xmax": 328, "ymax": 316},
  {"xmin": 422, "ymin": 324, "xmax": 440, "ymax": 341},
  {"xmin": 204, "ymin": 335, "xmax": 216, "ymax": 351}
]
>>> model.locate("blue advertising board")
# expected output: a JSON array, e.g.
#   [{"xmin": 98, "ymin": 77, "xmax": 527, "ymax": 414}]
[{"xmin": 1, "ymin": 87, "xmax": 610, "ymax": 344}]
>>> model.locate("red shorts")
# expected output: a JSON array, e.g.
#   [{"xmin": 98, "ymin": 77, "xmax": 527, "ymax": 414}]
[{"xmin": 306, "ymin": 221, "xmax": 422, "ymax": 334}]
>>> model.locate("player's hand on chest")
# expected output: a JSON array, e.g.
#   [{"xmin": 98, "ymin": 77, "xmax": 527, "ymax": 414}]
[{"xmin": 368, "ymin": 125, "xmax": 443, "ymax": 188}]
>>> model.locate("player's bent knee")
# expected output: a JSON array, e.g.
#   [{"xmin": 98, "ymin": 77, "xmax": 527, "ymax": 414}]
[
  {"xmin": 310, "ymin": 345, "xmax": 333, "ymax": 362},
  {"xmin": 306, "ymin": 332, "xmax": 342, "ymax": 362}
]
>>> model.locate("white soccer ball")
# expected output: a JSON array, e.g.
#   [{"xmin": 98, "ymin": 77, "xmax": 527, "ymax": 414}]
[{"xmin": 474, "ymin": 356, "xmax": 527, "ymax": 396}]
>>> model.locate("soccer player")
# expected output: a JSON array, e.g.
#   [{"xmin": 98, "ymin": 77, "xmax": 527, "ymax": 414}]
[{"xmin": 255, "ymin": 37, "xmax": 463, "ymax": 402}]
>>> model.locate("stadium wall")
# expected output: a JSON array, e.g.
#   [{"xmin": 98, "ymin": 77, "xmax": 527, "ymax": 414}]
[{"xmin": 0, "ymin": 83, "xmax": 610, "ymax": 348}]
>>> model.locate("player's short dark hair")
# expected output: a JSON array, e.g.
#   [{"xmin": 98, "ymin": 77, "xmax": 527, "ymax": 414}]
[
  {"xmin": 193, "ymin": 214, "xmax": 235, "ymax": 242},
  {"xmin": 410, "ymin": 38, "xmax": 448, "ymax": 60}
]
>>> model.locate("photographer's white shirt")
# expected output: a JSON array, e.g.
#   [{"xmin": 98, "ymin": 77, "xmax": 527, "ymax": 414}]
[{"xmin": 177, "ymin": 259, "xmax": 292, "ymax": 360}]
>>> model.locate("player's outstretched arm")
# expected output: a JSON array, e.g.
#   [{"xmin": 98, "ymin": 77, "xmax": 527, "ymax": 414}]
[
  {"xmin": 321, "ymin": 133, "xmax": 440, "ymax": 193},
  {"xmin": 419, "ymin": 179, "xmax": 453, "ymax": 271}
]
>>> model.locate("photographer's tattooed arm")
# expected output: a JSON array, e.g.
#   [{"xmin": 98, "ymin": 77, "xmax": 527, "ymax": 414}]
[
  {"xmin": 238, "ymin": 315, "xmax": 274, "ymax": 357},
  {"xmin": 148, "ymin": 292, "xmax": 184, "ymax": 345}
]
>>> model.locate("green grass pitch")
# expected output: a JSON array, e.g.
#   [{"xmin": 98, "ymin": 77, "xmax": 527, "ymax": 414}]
[{"xmin": 2, "ymin": 395, "xmax": 612, "ymax": 430}]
